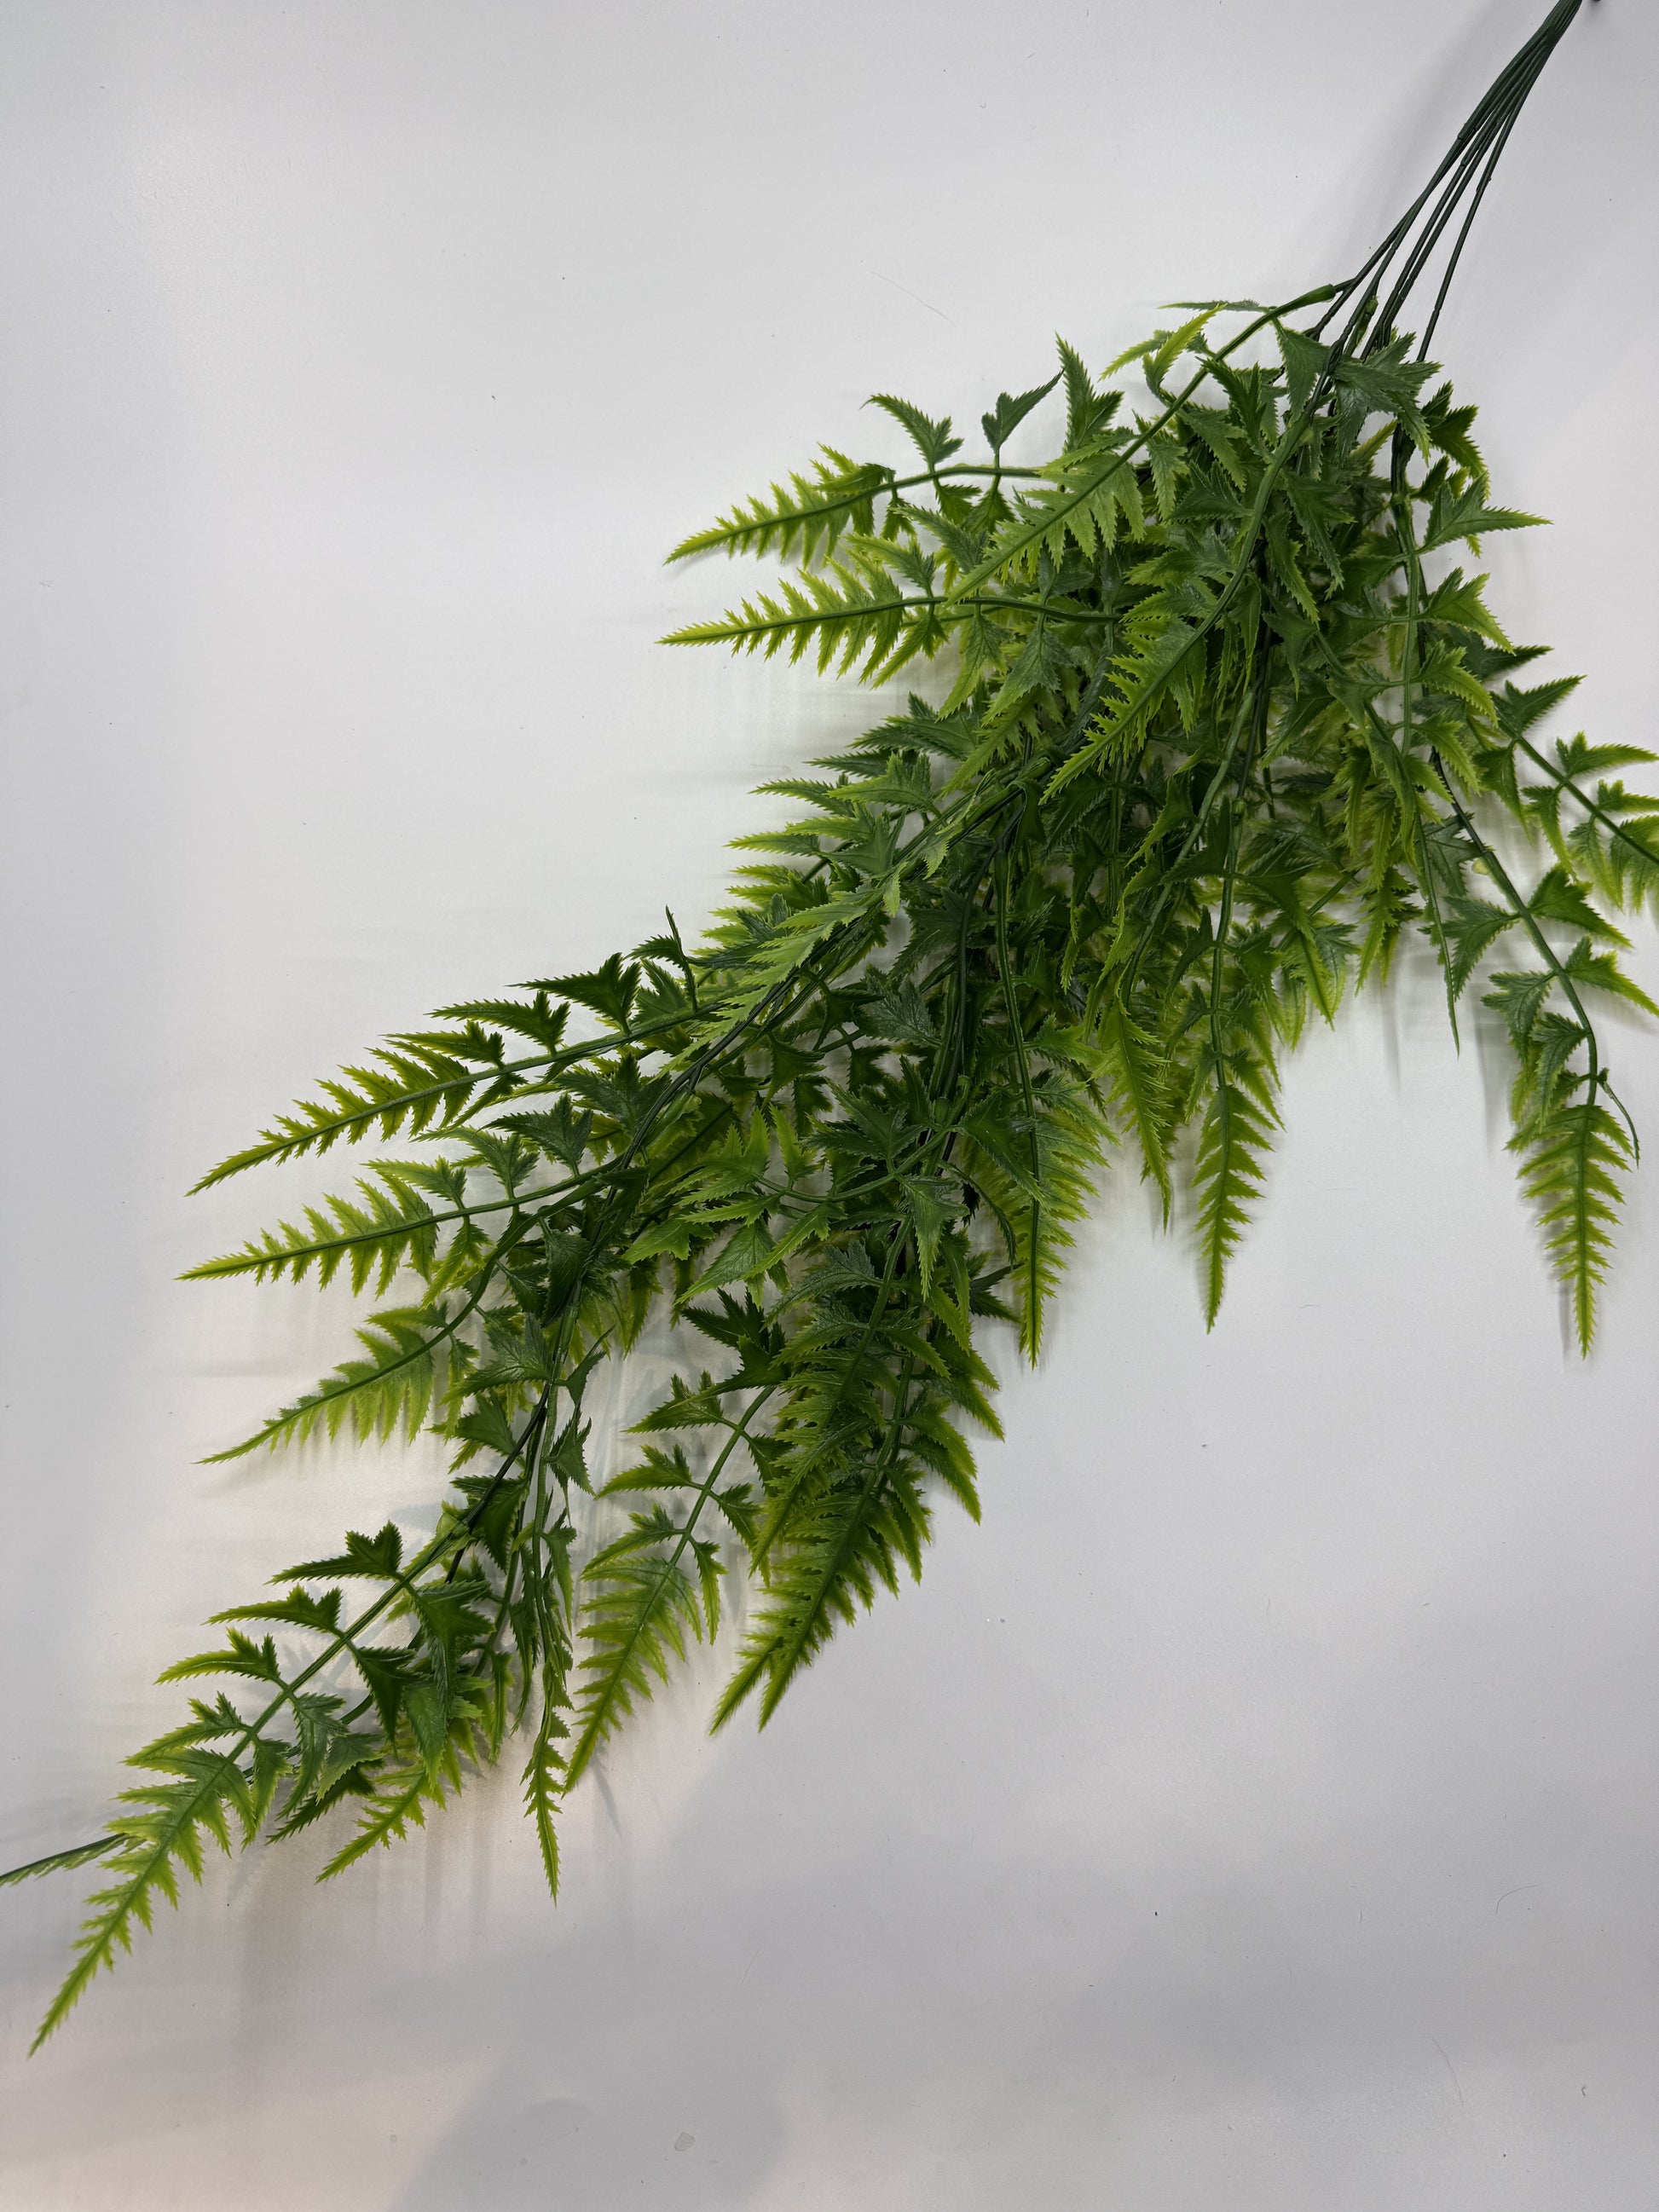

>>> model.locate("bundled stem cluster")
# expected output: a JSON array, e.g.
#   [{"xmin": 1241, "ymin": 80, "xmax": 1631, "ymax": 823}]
[{"xmin": 6, "ymin": 0, "xmax": 1644, "ymax": 2050}]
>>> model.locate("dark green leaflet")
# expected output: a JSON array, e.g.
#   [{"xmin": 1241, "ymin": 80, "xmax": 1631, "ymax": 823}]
[{"xmin": 9, "ymin": 0, "xmax": 1640, "ymax": 2049}]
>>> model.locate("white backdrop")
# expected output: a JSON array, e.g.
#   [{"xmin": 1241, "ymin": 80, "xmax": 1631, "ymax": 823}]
[{"xmin": 2, "ymin": 3, "xmax": 1656, "ymax": 2206}]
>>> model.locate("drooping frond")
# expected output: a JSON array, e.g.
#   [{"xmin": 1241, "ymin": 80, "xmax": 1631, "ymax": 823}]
[
  {"xmin": 31, "ymin": 1708, "xmax": 286, "ymax": 2052},
  {"xmin": 1193, "ymin": 1056, "xmax": 1280, "ymax": 1331},
  {"xmin": 714, "ymin": 1447, "xmax": 929, "ymax": 1730},
  {"xmin": 1095, "ymin": 1001, "xmax": 1176, "ymax": 1213},
  {"xmin": 961, "ymin": 1069, "xmax": 1108, "ymax": 1359},
  {"xmin": 1512, "ymin": 1091, "xmax": 1632, "ymax": 1354},
  {"xmin": 563, "ymin": 1510, "xmax": 718, "ymax": 1786}
]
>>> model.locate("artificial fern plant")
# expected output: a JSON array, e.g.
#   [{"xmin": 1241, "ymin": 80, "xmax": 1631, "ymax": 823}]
[{"xmin": 4, "ymin": 0, "xmax": 1641, "ymax": 2051}]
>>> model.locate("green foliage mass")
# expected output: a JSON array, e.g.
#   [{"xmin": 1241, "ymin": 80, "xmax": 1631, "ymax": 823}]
[{"xmin": 6, "ymin": 0, "xmax": 1640, "ymax": 2048}]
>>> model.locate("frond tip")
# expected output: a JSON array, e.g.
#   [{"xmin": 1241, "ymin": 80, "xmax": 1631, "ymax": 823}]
[
  {"xmin": 1194, "ymin": 1071, "xmax": 1278, "ymax": 1331},
  {"xmin": 667, "ymin": 448, "xmax": 892, "ymax": 566},
  {"xmin": 203, "ymin": 1301, "xmax": 465, "ymax": 1460},
  {"xmin": 31, "ymin": 1731, "xmax": 285, "ymax": 2051},
  {"xmin": 1513, "ymin": 1093, "xmax": 1632, "ymax": 1353}
]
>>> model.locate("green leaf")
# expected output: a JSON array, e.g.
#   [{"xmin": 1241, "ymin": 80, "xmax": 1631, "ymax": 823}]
[
  {"xmin": 1058, "ymin": 338, "xmax": 1120, "ymax": 452},
  {"xmin": 867, "ymin": 394, "xmax": 963, "ymax": 469},
  {"xmin": 182, "ymin": 1166, "xmax": 452, "ymax": 1292},
  {"xmin": 1528, "ymin": 867, "xmax": 1629, "ymax": 946},
  {"xmin": 523, "ymin": 1701, "xmax": 566, "ymax": 1901},
  {"xmin": 685, "ymin": 1218, "xmax": 777, "ymax": 1298},
  {"xmin": 190, "ymin": 1040, "xmax": 506, "ymax": 1191},
  {"xmin": 431, "ymin": 990, "xmax": 569, "ymax": 1054},
  {"xmin": 278, "ymin": 1522, "xmax": 404, "ymax": 1583},
  {"xmin": 1442, "ymin": 896, "xmax": 1517, "ymax": 998},
  {"xmin": 1275, "ymin": 323, "xmax": 1327, "ymax": 416},
  {"xmin": 0, "ymin": 1838, "xmax": 119, "ymax": 1890},
  {"xmin": 1421, "ymin": 569, "xmax": 1511, "ymax": 648},
  {"xmin": 1559, "ymin": 939, "xmax": 1659, "ymax": 1020},
  {"xmin": 564, "ymin": 1519, "xmax": 713, "ymax": 1789},
  {"xmin": 1485, "ymin": 968, "xmax": 1556, "ymax": 1048},
  {"xmin": 527, "ymin": 954, "xmax": 640, "ymax": 1031},
  {"xmin": 980, "ymin": 373, "xmax": 1061, "ymax": 456},
  {"xmin": 1420, "ymin": 483, "xmax": 1545, "ymax": 553},
  {"xmin": 624, "ymin": 1218, "xmax": 693, "ymax": 1263}
]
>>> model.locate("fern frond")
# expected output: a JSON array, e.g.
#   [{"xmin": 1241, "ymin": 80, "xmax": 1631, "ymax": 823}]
[
  {"xmin": 715, "ymin": 1442, "xmax": 928, "ymax": 1730},
  {"xmin": 430, "ymin": 990, "xmax": 570, "ymax": 1054},
  {"xmin": 1193, "ymin": 1062, "xmax": 1279, "ymax": 1329},
  {"xmin": 662, "ymin": 558, "xmax": 946, "ymax": 683},
  {"xmin": 962, "ymin": 1072, "xmax": 1107, "ymax": 1359},
  {"xmin": 1095, "ymin": 1000, "xmax": 1175, "ymax": 1213},
  {"xmin": 32, "ymin": 1736, "xmax": 284, "ymax": 2051},
  {"xmin": 563, "ymin": 1520, "xmax": 712, "ymax": 1788},
  {"xmin": 317, "ymin": 1759, "xmax": 442, "ymax": 1879},
  {"xmin": 668, "ymin": 448, "xmax": 893, "ymax": 565},
  {"xmin": 182, "ymin": 1164, "xmax": 471, "ymax": 1291},
  {"xmin": 561, "ymin": 1394, "xmax": 775, "ymax": 1782},
  {"xmin": 190, "ymin": 1041, "xmax": 520, "ymax": 1191},
  {"xmin": 522, "ymin": 1698, "xmax": 566, "ymax": 1901},
  {"xmin": 205, "ymin": 1300, "xmax": 466, "ymax": 1460},
  {"xmin": 1512, "ymin": 1092, "xmax": 1632, "ymax": 1353}
]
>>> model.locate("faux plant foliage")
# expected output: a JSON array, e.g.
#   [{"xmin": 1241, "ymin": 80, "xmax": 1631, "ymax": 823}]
[{"xmin": 4, "ymin": 0, "xmax": 1639, "ymax": 2049}]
